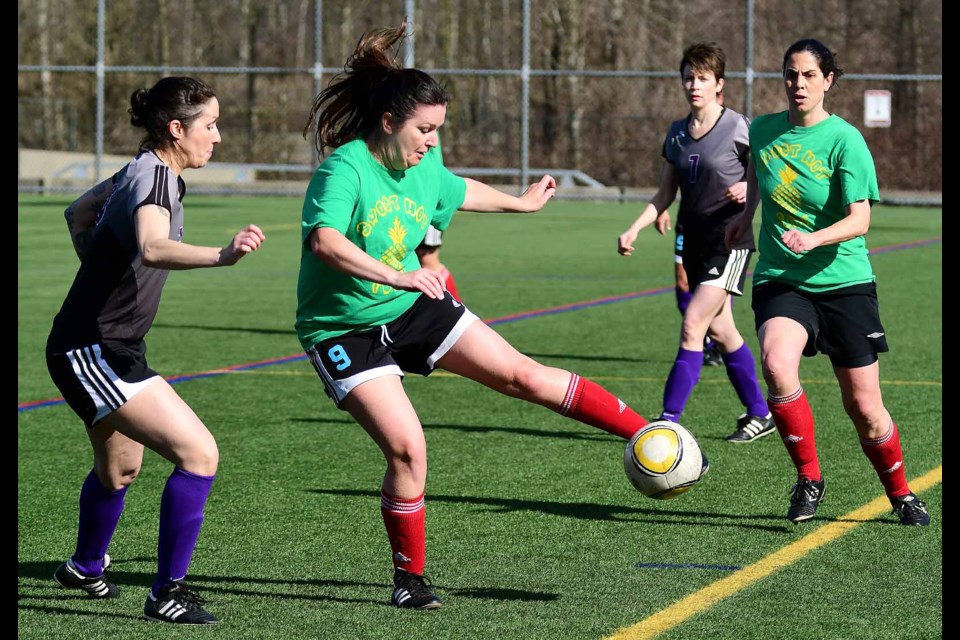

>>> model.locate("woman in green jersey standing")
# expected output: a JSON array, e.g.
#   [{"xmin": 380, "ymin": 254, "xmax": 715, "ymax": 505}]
[{"xmin": 728, "ymin": 38, "xmax": 930, "ymax": 527}]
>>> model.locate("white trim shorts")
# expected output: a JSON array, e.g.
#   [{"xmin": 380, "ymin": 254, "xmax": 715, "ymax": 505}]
[
  {"xmin": 46, "ymin": 339, "xmax": 161, "ymax": 427},
  {"xmin": 306, "ymin": 292, "xmax": 478, "ymax": 407}
]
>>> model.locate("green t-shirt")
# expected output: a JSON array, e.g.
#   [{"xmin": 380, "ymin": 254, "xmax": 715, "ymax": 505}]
[
  {"xmin": 296, "ymin": 139, "xmax": 467, "ymax": 349},
  {"xmin": 750, "ymin": 112, "xmax": 880, "ymax": 291}
]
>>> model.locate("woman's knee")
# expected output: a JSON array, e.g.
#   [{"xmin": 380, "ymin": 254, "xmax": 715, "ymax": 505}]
[
  {"xmin": 94, "ymin": 462, "xmax": 141, "ymax": 491},
  {"xmin": 842, "ymin": 390, "xmax": 884, "ymax": 425},
  {"xmin": 509, "ymin": 359, "xmax": 556, "ymax": 400},
  {"xmin": 179, "ymin": 438, "xmax": 219, "ymax": 476},
  {"xmin": 760, "ymin": 350, "xmax": 799, "ymax": 390},
  {"xmin": 384, "ymin": 437, "xmax": 427, "ymax": 475},
  {"xmin": 680, "ymin": 315, "xmax": 710, "ymax": 343}
]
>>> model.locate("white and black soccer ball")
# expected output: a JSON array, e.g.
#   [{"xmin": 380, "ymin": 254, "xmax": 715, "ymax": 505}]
[{"xmin": 624, "ymin": 420, "xmax": 709, "ymax": 499}]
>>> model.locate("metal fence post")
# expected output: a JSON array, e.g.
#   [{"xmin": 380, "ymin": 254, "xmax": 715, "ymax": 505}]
[
  {"xmin": 520, "ymin": 0, "xmax": 531, "ymax": 190},
  {"xmin": 95, "ymin": 0, "xmax": 105, "ymax": 183}
]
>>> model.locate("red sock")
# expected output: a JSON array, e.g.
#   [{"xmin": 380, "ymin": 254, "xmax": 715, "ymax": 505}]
[
  {"xmin": 859, "ymin": 422, "xmax": 910, "ymax": 498},
  {"xmin": 381, "ymin": 492, "xmax": 426, "ymax": 575},
  {"xmin": 558, "ymin": 374, "xmax": 647, "ymax": 439},
  {"xmin": 440, "ymin": 268, "xmax": 460, "ymax": 302},
  {"xmin": 768, "ymin": 387, "xmax": 821, "ymax": 480}
]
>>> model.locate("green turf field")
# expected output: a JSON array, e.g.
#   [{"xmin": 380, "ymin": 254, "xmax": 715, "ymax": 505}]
[{"xmin": 18, "ymin": 196, "xmax": 941, "ymax": 639}]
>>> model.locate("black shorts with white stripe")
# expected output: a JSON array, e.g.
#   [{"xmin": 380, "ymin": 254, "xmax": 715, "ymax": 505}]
[
  {"xmin": 306, "ymin": 292, "xmax": 478, "ymax": 408},
  {"xmin": 683, "ymin": 245, "xmax": 753, "ymax": 296},
  {"xmin": 46, "ymin": 338, "xmax": 161, "ymax": 427}
]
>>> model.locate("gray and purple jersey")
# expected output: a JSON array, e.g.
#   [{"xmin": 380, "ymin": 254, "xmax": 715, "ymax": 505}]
[
  {"xmin": 49, "ymin": 151, "xmax": 185, "ymax": 349},
  {"xmin": 663, "ymin": 108, "xmax": 754, "ymax": 250}
]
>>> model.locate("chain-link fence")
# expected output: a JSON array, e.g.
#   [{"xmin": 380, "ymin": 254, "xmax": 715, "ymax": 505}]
[{"xmin": 18, "ymin": 0, "xmax": 941, "ymax": 202}]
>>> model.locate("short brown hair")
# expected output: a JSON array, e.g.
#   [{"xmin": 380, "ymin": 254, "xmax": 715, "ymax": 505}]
[{"xmin": 680, "ymin": 43, "xmax": 726, "ymax": 81}]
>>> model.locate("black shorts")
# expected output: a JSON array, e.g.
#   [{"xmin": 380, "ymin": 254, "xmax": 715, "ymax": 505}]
[
  {"xmin": 682, "ymin": 242, "xmax": 752, "ymax": 295},
  {"xmin": 752, "ymin": 281, "xmax": 889, "ymax": 368},
  {"xmin": 306, "ymin": 292, "xmax": 478, "ymax": 407},
  {"xmin": 45, "ymin": 338, "xmax": 161, "ymax": 427}
]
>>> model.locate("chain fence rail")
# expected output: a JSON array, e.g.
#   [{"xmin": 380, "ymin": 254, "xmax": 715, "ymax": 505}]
[{"xmin": 18, "ymin": 0, "xmax": 941, "ymax": 203}]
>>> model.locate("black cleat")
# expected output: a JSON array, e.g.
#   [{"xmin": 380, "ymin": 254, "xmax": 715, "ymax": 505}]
[
  {"xmin": 787, "ymin": 477, "xmax": 826, "ymax": 523},
  {"xmin": 702, "ymin": 343, "xmax": 723, "ymax": 367},
  {"xmin": 726, "ymin": 413, "xmax": 776, "ymax": 443},
  {"xmin": 391, "ymin": 569, "xmax": 443, "ymax": 610},
  {"xmin": 144, "ymin": 581, "xmax": 219, "ymax": 625},
  {"xmin": 890, "ymin": 492, "xmax": 930, "ymax": 526},
  {"xmin": 53, "ymin": 558, "xmax": 119, "ymax": 599}
]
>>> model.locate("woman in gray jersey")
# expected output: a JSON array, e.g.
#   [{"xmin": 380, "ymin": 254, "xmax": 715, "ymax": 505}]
[
  {"xmin": 617, "ymin": 43, "xmax": 773, "ymax": 443},
  {"xmin": 46, "ymin": 77, "xmax": 265, "ymax": 624}
]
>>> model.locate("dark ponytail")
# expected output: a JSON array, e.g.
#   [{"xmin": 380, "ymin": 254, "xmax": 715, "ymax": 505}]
[{"xmin": 303, "ymin": 19, "xmax": 450, "ymax": 155}]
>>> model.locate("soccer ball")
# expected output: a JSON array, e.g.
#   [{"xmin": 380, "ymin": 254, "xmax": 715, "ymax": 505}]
[{"xmin": 624, "ymin": 420, "xmax": 708, "ymax": 499}]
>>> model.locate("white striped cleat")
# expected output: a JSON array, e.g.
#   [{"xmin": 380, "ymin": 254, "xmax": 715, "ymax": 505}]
[
  {"xmin": 144, "ymin": 582, "xmax": 218, "ymax": 624},
  {"xmin": 53, "ymin": 558, "xmax": 119, "ymax": 599},
  {"xmin": 391, "ymin": 569, "xmax": 442, "ymax": 610}
]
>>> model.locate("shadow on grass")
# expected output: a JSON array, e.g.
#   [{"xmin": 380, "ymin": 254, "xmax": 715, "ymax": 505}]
[
  {"xmin": 18, "ymin": 603, "xmax": 143, "ymax": 621},
  {"xmin": 308, "ymin": 488, "xmax": 795, "ymax": 532},
  {"xmin": 19, "ymin": 560, "xmax": 557, "ymax": 606},
  {"xmin": 290, "ymin": 417, "xmax": 615, "ymax": 442}
]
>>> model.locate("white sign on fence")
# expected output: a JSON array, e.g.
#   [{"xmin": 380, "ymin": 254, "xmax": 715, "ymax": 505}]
[{"xmin": 864, "ymin": 90, "xmax": 892, "ymax": 128}]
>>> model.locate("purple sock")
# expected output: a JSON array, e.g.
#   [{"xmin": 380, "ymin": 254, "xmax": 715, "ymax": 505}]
[
  {"xmin": 676, "ymin": 289, "xmax": 692, "ymax": 316},
  {"xmin": 661, "ymin": 348, "xmax": 703, "ymax": 421},
  {"xmin": 153, "ymin": 468, "xmax": 214, "ymax": 596},
  {"xmin": 73, "ymin": 470, "xmax": 127, "ymax": 577},
  {"xmin": 722, "ymin": 343, "xmax": 769, "ymax": 417}
]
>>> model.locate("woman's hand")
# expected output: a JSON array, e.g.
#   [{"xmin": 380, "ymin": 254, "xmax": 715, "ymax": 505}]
[
  {"xmin": 726, "ymin": 181, "xmax": 748, "ymax": 204},
  {"xmin": 517, "ymin": 175, "xmax": 558, "ymax": 212},
  {"xmin": 219, "ymin": 225, "xmax": 266, "ymax": 265},
  {"xmin": 617, "ymin": 228, "xmax": 640, "ymax": 256},
  {"xmin": 780, "ymin": 229, "xmax": 822, "ymax": 254},
  {"xmin": 655, "ymin": 211, "xmax": 673, "ymax": 235},
  {"xmin": 392, "ymin": 268, "xmax": 447, "ymax": 299}
]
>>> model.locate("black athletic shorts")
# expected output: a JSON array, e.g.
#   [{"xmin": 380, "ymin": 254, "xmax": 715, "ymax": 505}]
[
  {"xmin": 306, "ymin": 292, "xmax": 478, "ymax": 407},
  {"xmin": 46, "ymin": 338, "xmax": 161, "ymax": 427},
  {"xmin": 752, "ymin": 281, "xmax": 889, "ymax": 368},
  {"xmin": 682, "ymin": 242, "xmax": 752, "ymax": 295}
]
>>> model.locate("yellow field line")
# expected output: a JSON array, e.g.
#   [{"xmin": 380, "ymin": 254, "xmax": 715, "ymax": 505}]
[{"xmin": 604, "ymin": 466, "xmax": 942, "ymax": 640}]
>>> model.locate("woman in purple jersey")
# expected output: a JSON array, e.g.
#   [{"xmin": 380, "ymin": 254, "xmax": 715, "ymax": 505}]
[
  {"xmin": 46, "ymin": 77, "xmax": 265, "ymax": 624},
  {"xmin": 617, "ymin": 43, "xmax": 772, "ymax": 443}
]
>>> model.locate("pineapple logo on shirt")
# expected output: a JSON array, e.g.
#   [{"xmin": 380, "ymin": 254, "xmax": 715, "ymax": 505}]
[
  {"xmin": 371, "ymin": 218, "xmax": 408, "ymax": 295},
  {"xmin": 771, "ymin": 165, "xmax": 811, "ymax": 230},
  {"xmin": 360, "ymin": 194, "xmax": 430, "ymax": 295},
  {"xmin": 381, "ymin": 218, "xmax": 408, "ymax": 271}
]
